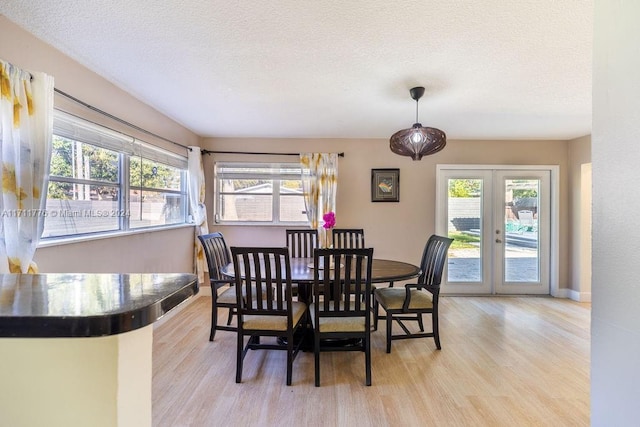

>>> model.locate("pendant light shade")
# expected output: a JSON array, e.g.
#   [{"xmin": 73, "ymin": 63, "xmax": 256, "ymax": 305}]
[{"xmin": 389, "ymin": 86, "xmax": 446, "ymax": 160}]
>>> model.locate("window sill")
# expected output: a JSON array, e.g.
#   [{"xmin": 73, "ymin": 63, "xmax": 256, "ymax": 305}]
[{"xmin": 37, "ymin": 223, "xmax": 195, "ymax": 248}]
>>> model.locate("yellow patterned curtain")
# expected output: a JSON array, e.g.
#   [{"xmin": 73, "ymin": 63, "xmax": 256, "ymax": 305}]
[
  {"xmin": 187, "ymin": 146, "xmax": 210, "ymax": 284},
  {"xmin": 0, "ymin": 60, "xmax": 54, "ymax": 273},
  {"xmin": 300, "ymin": 153, "xmax": 338, "ymax": 247}
]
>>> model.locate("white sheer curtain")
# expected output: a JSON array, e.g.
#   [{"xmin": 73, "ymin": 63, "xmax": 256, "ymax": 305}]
[
  {"xmin": 188, "ymin": 146, "xmax": 210, "ymax": 284},
  {"xmin": 0, "ymin": 60, "xmax": 54, "ymax": 273},
  {"xmin": 300, "ymin": 153, "xmax": 338, "ymax": 247}
]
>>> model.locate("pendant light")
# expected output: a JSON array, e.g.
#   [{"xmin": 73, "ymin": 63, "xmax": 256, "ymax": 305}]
[{"xmin": 389, "ymin": 86, "xmax": 446, "ymax": 160}]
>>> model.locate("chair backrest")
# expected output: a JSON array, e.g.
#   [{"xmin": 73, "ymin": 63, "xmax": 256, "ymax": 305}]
[
  {"xmin": 313, "ymin": 247, "xmax": 373, "ymax": 319},
  {"xmin": 230, "ymin": 247, "xmax": 294, "ymax": 317},
  {"xmin": 198, "ymin": 232, "xmax": 232, "ymax": 285},
  {"xmin": 417, "ymin": 235, "xmax": 454, "ymax": 288},
  {"xmin": 286, "ymin": 229, "xmax": 318, "ymax": 258},
  {"xmin": 332, "ymin": 228, "xmax": 365, "ymax": 249}
]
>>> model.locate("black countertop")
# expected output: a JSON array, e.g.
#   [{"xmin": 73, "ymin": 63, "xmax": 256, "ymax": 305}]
[{"xmin": 0, "ymin": 273, "xmax": 198, "ymax": 338}]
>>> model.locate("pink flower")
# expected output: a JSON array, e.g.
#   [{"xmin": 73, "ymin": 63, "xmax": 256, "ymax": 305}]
[{"xmin": 322, "ymin": 211, "xmax": 336, "ymax": 229}]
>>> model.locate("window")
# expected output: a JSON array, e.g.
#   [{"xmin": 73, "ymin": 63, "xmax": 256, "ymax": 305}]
[
  {"xmin": 42, "ymin": 111, "xmax": 188, "ymax": 239},
  {"xmin": 214, "ymin": 162, "xmax": 307, "ymax": 225},
  {"xmin": 129, "ymin": 154, "xmax": 186, "ymax": 229}
]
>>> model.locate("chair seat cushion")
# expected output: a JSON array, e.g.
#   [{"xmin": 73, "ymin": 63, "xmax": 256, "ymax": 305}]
[
  {"xmin": 242, "ymin": 301, "xmax": 307, "ymax": 331},
  {"xmin": 216, "ymin": 284, "xmax": 272, "ymax": 304},
  {"xmin": 216, "ymin": 285, "xmax": 238, "ymax": 304},
  {"xmin": 309, "ymin": 302, "xmax": 366, "ymax": 332},
  {"xmin": 375, "ymin": 288, "xmax": 433, "ymax": 311}
]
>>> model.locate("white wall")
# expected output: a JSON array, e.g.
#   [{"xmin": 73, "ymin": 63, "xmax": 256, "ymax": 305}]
[{"xmin": 592, "ymin": 1, "xmax": 640, "ymax": 423}]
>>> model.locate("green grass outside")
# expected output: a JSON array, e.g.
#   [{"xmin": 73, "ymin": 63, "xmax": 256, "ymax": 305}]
[{"xmin": 448, "ymin": 231, "xmax": 480, "ymax": 249}]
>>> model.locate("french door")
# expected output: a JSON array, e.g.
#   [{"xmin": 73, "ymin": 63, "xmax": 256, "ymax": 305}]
[{"xmin": 436, "ymin": 167, "xmax": 553, "ymax": 295}]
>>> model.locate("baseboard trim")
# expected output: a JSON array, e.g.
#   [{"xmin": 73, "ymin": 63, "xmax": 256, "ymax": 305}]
[
  {"xmin": 552, "ymin": 288, "xmax": 570, "ymax": 299},
  {"xmin": 567, "ymin": 289, "xmax": 591, "ymax": 302}
]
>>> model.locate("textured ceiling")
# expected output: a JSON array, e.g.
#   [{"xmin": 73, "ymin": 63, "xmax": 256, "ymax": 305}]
[{"xmin": 0, "ymin": 0, "xmax": 593, "ymax": 140}]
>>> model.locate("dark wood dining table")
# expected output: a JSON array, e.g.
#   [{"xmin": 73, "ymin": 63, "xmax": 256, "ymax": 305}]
[
  {"xmin": 289, "ymin": 257, "xmax": 421, "ymax": 285},
  {"xmin": 221, "ymin": 257, "xmax": 421, "ymax": 303}
]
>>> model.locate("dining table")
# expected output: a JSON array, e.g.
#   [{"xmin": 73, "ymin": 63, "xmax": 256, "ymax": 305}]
[{"xmin": 221, "ymin": 257, "xmax": 421, "ymax": 303}]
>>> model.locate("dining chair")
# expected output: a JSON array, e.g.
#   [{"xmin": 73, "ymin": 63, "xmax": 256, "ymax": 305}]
[
  {"xmin": 197, "ymin": 232, "xmax": 238, "ymax": 341},
  {"xmin": 311, "ymin": 247, "xmax": 374, "ymax": 386},
  {"xmin": 230, "ymin": 246, "xmax": 308, "ymax": 386},
  {"xmin": 285, "ymin": 229, "xmax": 318, "ymax": 258},
  {"xmin": 373, "ymin": 235, "xmax": 453, "ymax": 353},
  {"xmin": 332, "ymin": 228, "xmax": 365, "ymax": 249},
  {"xmin": 286, "ymin": 229, "xmax": 319, "ymax": 300},
  {"xmin": 331, "ymin": 228, "xmax": 382, "ymax": 314}
]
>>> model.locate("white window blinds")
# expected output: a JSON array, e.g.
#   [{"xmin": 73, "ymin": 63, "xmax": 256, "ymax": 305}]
[{"xmin": 53, "ymin": 110, "xmax": 187, "ymax": 169}]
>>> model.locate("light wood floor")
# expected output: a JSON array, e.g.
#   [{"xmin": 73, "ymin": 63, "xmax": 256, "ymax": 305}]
[{"xmin": 152, "ymin": 296, "xmax": 590, "ymax": 426}]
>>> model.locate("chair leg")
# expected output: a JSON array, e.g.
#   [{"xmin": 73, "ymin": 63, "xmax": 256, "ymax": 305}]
[
  {"xmin": 314, "ymin": 331, "xmax": 321, "ymax": 387},
  {"xmin": 286, "ymin": 333, "xmax": 293, "ymax": 386},
  {"xmin": 386, "ymin": 312, "xmax": 393, "ymax": 354},
  {"xmin": 209, "ymin": 294, "xmax": 219, "ymax": 341},
  {"xmin": 368, "ymin": 290, "xmax": 376, "ymax": 328},
  {"xmin": 417, "ymin": 313, "xmax": 425, "ymax": 332},
  {"xmin": 226, "ymin": 307, "xmax": 234, "ymax": 326},
  {"xmin": 433, "ymin": 310, "xmax": 441, "ymax": 350},
  {"xmin": 236, "ymin": 332, "xmax": 244, "ymax": 383},
  {"xmin": 365, "ymin": 334, "xmax": 372, "ymax": 386},
  {"xmin": 373, "ymin": 299, "xmax": 379, "ymax": 331}
]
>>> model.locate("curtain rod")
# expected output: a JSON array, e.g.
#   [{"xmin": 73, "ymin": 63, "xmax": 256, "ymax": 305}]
[
  {"xmin": 51, "ymin": 88, "xmax": 345, "ymax": 158},
  {"xmin": 202, "ymin": 150, "xmax": 345, "ymax": 157},
  {"xmin": 54, "ymin": 88, "xmax": 191, "ymax": 152},
  {"xmin": 53, "ymin": 89, "xmax": 345, "ymax": 158}
]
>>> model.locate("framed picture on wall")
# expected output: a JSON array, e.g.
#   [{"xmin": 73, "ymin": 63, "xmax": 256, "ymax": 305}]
[{"xmin": 371, "ymin": 168, "xmax": 400, "ymax": 202}]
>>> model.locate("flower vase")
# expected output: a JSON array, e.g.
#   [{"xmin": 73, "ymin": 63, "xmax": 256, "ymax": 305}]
[{"xmin": 316, "ymin": 231, "xmax": 335, "ymax": 269}]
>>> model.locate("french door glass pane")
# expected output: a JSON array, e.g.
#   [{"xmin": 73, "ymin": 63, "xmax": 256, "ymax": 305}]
[
  {"xmin": 447, "ymin": 178, "xmax": 482, "ymax": 282},
  {"xmin": 504, "ymin": 179, "xmax": 540, "ymax": 282}
]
